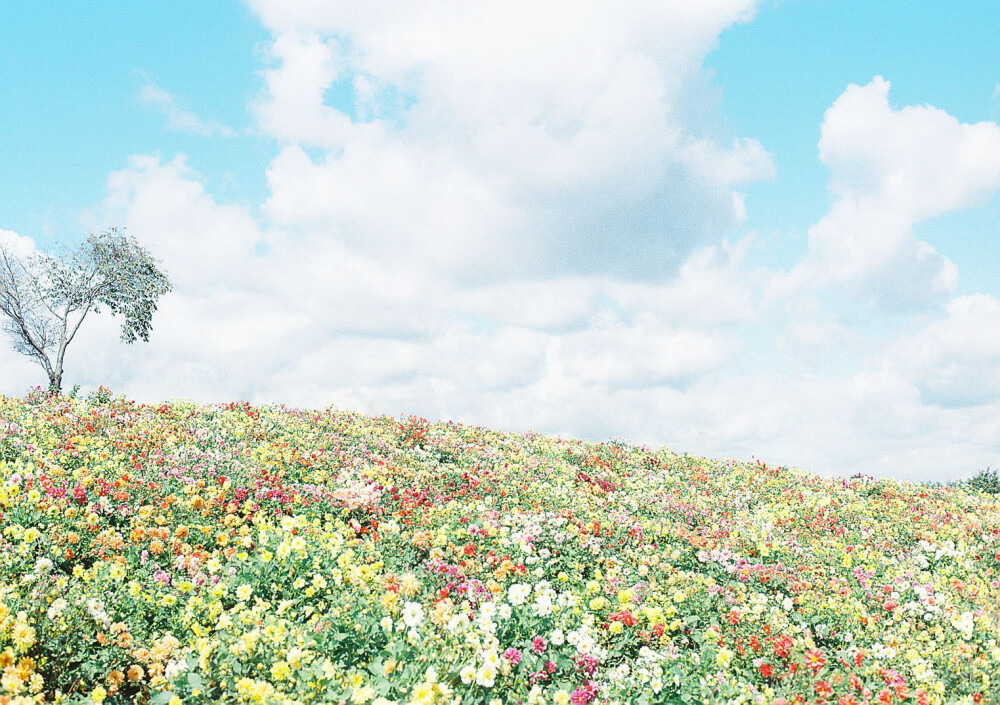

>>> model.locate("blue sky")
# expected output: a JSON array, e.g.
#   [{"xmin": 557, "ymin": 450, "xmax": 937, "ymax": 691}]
[{"xmin": 2, "ymin": 1, "xmax": 999, "ymax": 482}]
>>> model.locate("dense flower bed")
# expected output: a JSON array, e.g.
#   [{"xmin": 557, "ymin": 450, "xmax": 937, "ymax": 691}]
[{"xmin": 1, "ymin": 389, "xmax": 999, "ymax": 705}]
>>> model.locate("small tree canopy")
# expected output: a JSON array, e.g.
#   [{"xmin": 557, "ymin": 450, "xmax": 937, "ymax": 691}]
[{"xmin": 0, "ymin": 228, "xmax": 172, "ymax": 392}]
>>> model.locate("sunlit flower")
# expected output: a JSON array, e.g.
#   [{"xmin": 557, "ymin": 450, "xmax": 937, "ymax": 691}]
[{"xmin": 402, "ymin": 601, "xmax": 425, "ymax": 628}]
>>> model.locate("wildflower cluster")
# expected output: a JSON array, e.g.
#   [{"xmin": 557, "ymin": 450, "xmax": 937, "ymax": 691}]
[{"xmin": 0, "ymin": 391, "xmax": 999, "ymax": 704}]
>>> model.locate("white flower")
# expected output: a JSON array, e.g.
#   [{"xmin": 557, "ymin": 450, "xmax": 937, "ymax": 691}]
[
  {"xmin": 497, "ymin": 604, "xmax": 512, "ymax": 620},
  {"xmin": 460, "ymin": 664, "xmax": 477, "ymax": 684},
  {"xmin": 533, "ymin": 594, "xmax": 554, "ymax": 617},
  {"xmin": 476, "ymin": 663, "xmax": 497, "ymax": 688},
  {"xmin": 549, "ymin": 628, "xmax": 565, "ymax": 646},
  {"xmin": 402, "ymin": 601, "xmax": 425, "ymax": 628},
  {"xmin": 508, "ymin": 583, "xmax": 532, "ymax": 606},
  {"xmin": 164, "ymin": 658, "xmax": 189, "ymax": 678},
  {"xmin": 380, "ymin": 616, "xmax": 394, "ymax": 632},
  {"xmin": 528, "ymin": 684, "xmax": 546, "ymax": 705},
  {"xmin": 447, "ymin": 613, "xmax": 469, "ymax": 634},
  {"xmin": 47, "ymin": 598, "xmax": 68, "ymax": 619},
  {"xmin": 557, "ymin": 592, "xmax": 577, "ymax": 608}
]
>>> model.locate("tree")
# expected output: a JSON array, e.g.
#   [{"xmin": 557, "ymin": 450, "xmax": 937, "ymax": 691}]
[{"xmin": 0, "ymin": 228, "xmax": 172, "ymax": 393}]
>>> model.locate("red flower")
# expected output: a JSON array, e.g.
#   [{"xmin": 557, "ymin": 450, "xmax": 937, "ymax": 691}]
[
  {"xmin": 876, "ymin": 689, "xmax": 893, "ymax": 704},
  {"xmin": 771, "ymin": 634, "xmax": 794, "ymax": 659},
  {"xmin": 814, "ymin": 680, "xmax": 833, "ymax": 698},
  {"xmin": 804, "ymin": 648, "xmax": 827, "ymax": 674}
]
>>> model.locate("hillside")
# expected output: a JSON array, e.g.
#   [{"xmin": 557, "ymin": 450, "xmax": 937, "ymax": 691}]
[{"xmin": 1, "ymin": 390, "xmax": 998, "ymax": 704}]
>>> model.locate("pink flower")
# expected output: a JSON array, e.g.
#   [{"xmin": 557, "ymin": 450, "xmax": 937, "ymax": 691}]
[
  {"xmin": 532, "ymin": 636, "xmax": 547, "ymax": 654},
  {"xmin": 575, "ymin": 654, "xmax": 598, "ymax": 677},
  {"xmin": 570, "ymin": 681, "xmax": 599, "ymax": 704},
  {"xmin": 503, "ymin": 648, "xmax": 522, "ymax": 666}
]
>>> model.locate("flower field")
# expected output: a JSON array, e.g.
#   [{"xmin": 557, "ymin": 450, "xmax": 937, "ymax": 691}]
[{"xmin": 1, "ymin": 390, "xmax": 999, "ymax": 705}]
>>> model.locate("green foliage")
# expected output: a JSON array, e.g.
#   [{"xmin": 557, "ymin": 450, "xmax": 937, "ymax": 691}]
[
  {"xmin": 966, "ymin": 466, "xmax": 1000, "ymax": 495},
  {"xmin": 918, "ymin": 466, "xmax": 1000, "ymax": 496}
]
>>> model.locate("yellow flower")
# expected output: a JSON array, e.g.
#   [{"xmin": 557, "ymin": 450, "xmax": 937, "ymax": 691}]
[
  {"xmin": 352, "ymin": 685, "xmax": 375, "ymax": 703},
  {"xmin": 410, "ymin": 681, "xmax": 434, "ymax": 703},
  {"xmin": 91, "ymin": 685, "xmax": 108, "ymax": 703},
  {"xmin": 270, "ymin": 660, "xmax": 291, "ymax": 680},
  {"xmin": 12, "ymin": 620, "xmax": 36, "ymax": 651}
]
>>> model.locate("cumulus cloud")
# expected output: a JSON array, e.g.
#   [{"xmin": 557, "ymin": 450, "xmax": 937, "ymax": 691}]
[
  {"xmin": 776, "ymin": 77, "xmax": 1000, "ymax": 308},
  {"xmin": 249, "ymin": 0, "xmax": 774, "ymax": 280},
  {"xmin": 892, "ymin": 294, "xmax": 1000, "ymax": 408}
]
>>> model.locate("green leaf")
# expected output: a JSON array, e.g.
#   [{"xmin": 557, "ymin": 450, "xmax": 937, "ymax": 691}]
[{"xmin": 187, "ymin": 672, "xmax": 205, "ymax": 691}]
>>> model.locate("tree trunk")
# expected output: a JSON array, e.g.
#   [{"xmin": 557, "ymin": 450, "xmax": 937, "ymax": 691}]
[{"xmin": 48, "ymin": 370, "xmax": 62, "ymax": 394}]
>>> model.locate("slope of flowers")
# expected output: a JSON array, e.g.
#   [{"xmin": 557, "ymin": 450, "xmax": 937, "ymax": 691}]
[{"xmin": 1, "ymin": 389, "xmax": 999, "ymax": 705}]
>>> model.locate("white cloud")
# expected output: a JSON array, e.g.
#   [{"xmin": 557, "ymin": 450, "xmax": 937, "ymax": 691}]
[
  {"xmin": 137, "ymin": 75, "xmax": 237, "ymax": 138},
  {"xmin": 893, "ymin": 294, "xmax": 1000, "ymax": 408},
  {"xmin": 250, "ymin": 0, "xmax": 774, "ymax": 280},
  {"xmin": 776, "ymin": 77, "xmax": 1000, "ymax": 308},
  {"xmin": 0, "ymin": 229, "xmax": 37, "ymax": 258}
]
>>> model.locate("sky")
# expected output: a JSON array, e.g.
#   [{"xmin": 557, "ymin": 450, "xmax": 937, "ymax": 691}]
[{"xmin": 2, "ymin": 0, "xmax": 999, "ymax": 483}]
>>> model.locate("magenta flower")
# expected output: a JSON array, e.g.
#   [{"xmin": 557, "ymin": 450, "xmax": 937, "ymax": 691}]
[
  {"xmin": 570, "ymin": 681, "xmax": 599, "ymax": 704},
  {"xmin": 532, "ymin": 635, "xmax": 547, "ymax": 654},
  {"xmin": 503, "ymin": 647, "xmax": 522, "ymax": 666}
]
